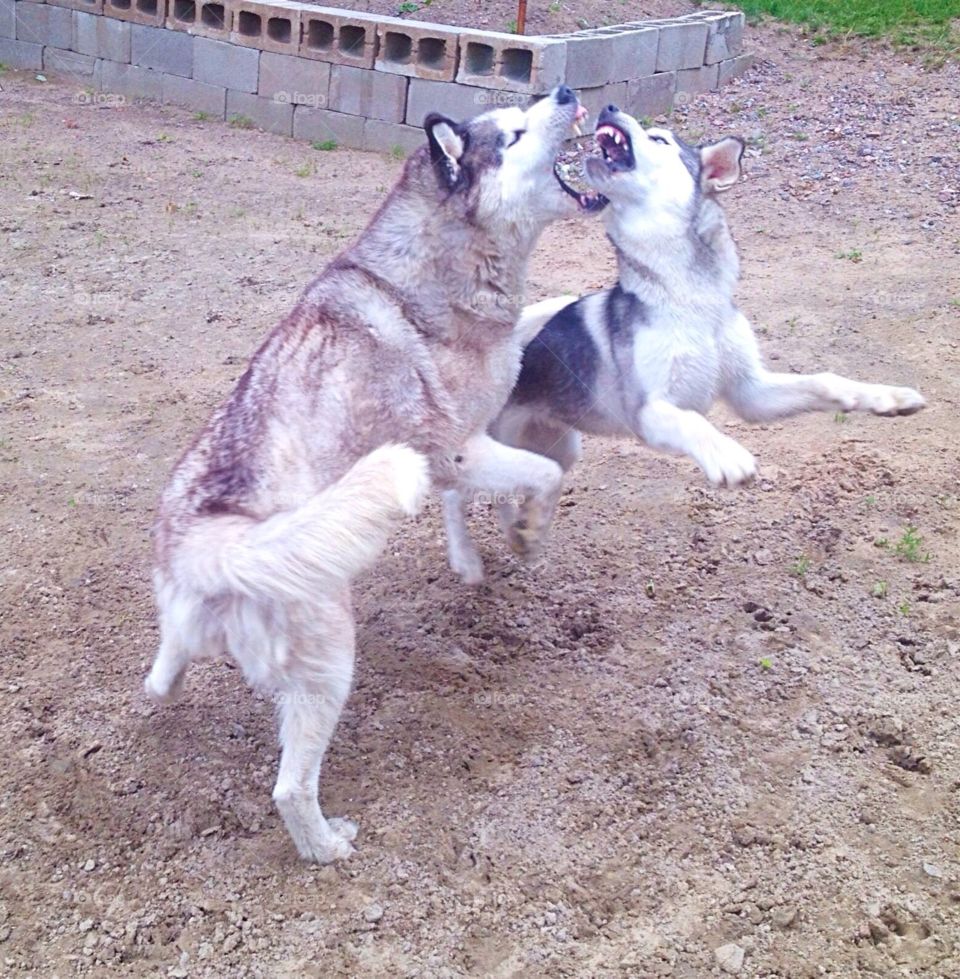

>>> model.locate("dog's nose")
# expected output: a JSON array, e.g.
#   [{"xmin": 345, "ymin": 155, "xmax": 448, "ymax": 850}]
[
  {"xmin": 554, "ymin": 85, "xmax": 576, "ymax": 105},
  {"xmin": 606, "ymin": 104, "xmax": 620, "ymax": 114}
]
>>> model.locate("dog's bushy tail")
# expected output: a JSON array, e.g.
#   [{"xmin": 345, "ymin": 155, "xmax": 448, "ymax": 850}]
[{"xmin": 177, "ymin": 443, "xmax": 430, "ymax": 605}]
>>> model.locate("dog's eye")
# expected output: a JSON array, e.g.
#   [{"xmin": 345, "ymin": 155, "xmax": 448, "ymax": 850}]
[
  {"xmin": 649, "ymin": 135, "xmax": 669, "ymax": 146},
  {"xmin": 507, "ymin": 130, "xmax": 525, "ymax": 147}
]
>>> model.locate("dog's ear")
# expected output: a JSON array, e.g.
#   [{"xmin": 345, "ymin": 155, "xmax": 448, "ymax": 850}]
[
  {"xmin": 700, "ymin": 137, "xmax": 744, "ymax": 194},
  {"xmin": 425, "ymin": 113, "xmax": 467, "ymax": 189}
]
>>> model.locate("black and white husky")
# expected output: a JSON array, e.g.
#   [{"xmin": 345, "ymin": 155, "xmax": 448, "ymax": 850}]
[{"xmin": 444, "ymin": 104, "xmax": 926, "ymax": 584}]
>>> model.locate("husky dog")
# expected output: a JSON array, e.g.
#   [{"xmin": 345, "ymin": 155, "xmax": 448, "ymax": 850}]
[
  {"xmin": 145, "ymin": 87, "xmax": 604, "ymax": 863},
  {"xmin": 444, "ymin": 104, "xmax": 925, "ymax": 584}
]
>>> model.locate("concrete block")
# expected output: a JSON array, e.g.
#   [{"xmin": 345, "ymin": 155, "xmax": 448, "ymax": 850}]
[
  {"xmin": 406, "ymin": 76, "xmax": 521, "ymax": 127},
  {"xmin": 230, "ymin": 0, "xmax": 298, "ymax": 55},
  {"xmin": 575, "ymin": 81, "xmax": 626, "ymax": 135},
  {"xmin": 555, "ymin": 33, "xmax": 606, "ymax": 89},
  {"xmin": 258, "ymin": 49, "xmax": 328, "ymax": 108},
  {"xmin": 298, "ymin": 5, "xmax": 376, "ymax": 68},
  {"xmin": 717, "ymin": 53, "xmax": 755, "ymax": 87},
  {"xmin": 43, "ymin": 44, "xmax": 95, "ymax": 76},
  {"xmin": 46, "ymin": 0, "xmax": 102, "ymax": 14},
  {"xmin": 131, "ymin": 23, "xmax": 193, "ymax": 76},
  {"xmin": 329, "ymin": 64, "xmax": 406, "ymax": 124},
  {"xmin": 15, "ymin": 2, "xmax": 72, "ymax": 47},
  {"xmin": 625, "ymin": 71, "xmax": 675, "ymax": 118},
  {"xmin": 1, "ymin": 0, "xmax": 16, "ymax": 40},
  {"xmin": 0, "ymin": 35, "xmax": 42, "ymax": 66},
  {"xmin": 96, "ymin": 56, "xmax": 162, "ymax": 96},
  {"xmin": 193, "ymin": 35, "xmax": 258, "ymax": 91},
  {"xmin": 74, "ymin": 11, "xmax": 131, "ymax": 61},
  {"xmin": 292, "ymin": 104, "xmax": 364, "ymax": 148},
  {"xmin": 162, "ymin": 70, "xmax": 225, "ymax": 113},
  {"xmin": 102, "ymin": 0, "xmax": 164, "ymax": 27},
  {"xmin": 362, "ymin": 117, "xmax": 424, "ymax": 156},
  {"xmin": 705, "ymin": 12, "xmax": 744, "ymax": 64},
  {"xmin": 456, "ymin": 30, "xmax": 566, "ymax": 94},
  {"xmin": 676, "ymin": 61, "xmax": 719, "ymax": 96},
  {"xmin": 374, "ymin": 14, "xmax": 459, "ymax": 82},
  {"xmin": 226, "ymin": 88, "xmax": 292, "ymax": 135},
  {"xmin": 569, "ymin": 26, "xmax": 658, "ymax": 85},
  {"xmin": 166, "ymin": 0, "xmax": 232, "ymax": 41},
  {"xmin": 655, "ymin": 21, "xmax": 708, "ymax": 71}
]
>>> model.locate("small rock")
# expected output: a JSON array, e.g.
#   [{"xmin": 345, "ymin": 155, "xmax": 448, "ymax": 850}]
[
  {"xmin": 772, "ymin": 906, "xmax": 799, "ymax": 929},
  {"xmin": 923, "ymin": 862, "xmax": 944, "ymax": 879},
  {"xmin": 222, "ymin": 932, "xmax": 241, "ymax": 953},
  {"xmin": 82, "ymin": 859, "xmax": 95, "ymax": 872},
  {"xmin": 715, "ymin": 942, "xmax": 745, "ymax": 974},
  {"xmin": 78, "ymin": 919, "xmax": 94, "ymax": 934},
  {"xmin": 363, "ymin": 904, "xmax": 384, "ymax": 924}
]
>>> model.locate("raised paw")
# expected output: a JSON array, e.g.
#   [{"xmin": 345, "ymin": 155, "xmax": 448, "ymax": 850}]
[
  {"xmin": 697, "ymin": 435, "xmax": 757, "ymax": 488},
  {"xmin": 863, "ymin": 385, "xmax": 926, "ymax": 417},
  {"xmin": 505, "ymin": 518, "xmax": 547, "ymax": 560}
]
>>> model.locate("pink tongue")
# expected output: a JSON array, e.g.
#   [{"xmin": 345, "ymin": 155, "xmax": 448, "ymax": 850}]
[{"xmin": 575, "ymin": 105, "xmax": 588, "ymax": 123}]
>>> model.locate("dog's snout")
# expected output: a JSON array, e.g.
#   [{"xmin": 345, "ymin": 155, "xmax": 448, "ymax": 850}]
[
  {"xmin": 606, "ymin": 104, "xmax": 621, "ymax": 114},
  {"xmin": 554, "ymin": 85, "xmax": 576, "ymax": 106},
  {"xmin": 598, "ymin": 104, "xmax": 620, "ymax": 126}
]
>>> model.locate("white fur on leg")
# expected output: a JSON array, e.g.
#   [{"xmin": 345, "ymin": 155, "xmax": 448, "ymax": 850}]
[
  {"xmin": 442, "ymin": 490, "xmax": 486, "ymax": 585},
  {"xmin": 639, "ymin": 399, "xmax": 756, "ymax": 487}
]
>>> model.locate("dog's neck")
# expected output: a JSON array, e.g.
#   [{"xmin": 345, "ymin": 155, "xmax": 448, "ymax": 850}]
[
  {"xmin": 606, "ymin": 197, "xmax": 739, "ymax": 311},
  {"xmin": 337, "ymin": 173, "xmax": 541, "ymax": 344}
]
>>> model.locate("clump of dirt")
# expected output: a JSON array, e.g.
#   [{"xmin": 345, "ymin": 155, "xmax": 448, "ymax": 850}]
[{"xmin": 1, "ymin": 19, "xmax": 958, "ymax": 979}]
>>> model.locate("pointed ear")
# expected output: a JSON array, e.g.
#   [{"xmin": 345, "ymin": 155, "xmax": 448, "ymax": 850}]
[
  {"xmin": 425, "ymin": 112, "xmax": 467, "ymax": 189},
  {"xmin": 700, "ymin": 137, "xmax": 744, "ymax": 194}
]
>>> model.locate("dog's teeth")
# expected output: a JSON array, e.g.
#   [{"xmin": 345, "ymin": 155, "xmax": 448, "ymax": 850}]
[
  {"xmin": 572, "ymin": 122, "xmax": 583, "ymax": 137},
  {"xmin": 613, "ymin": 131, "xmax": 624, "ymax": 145}
]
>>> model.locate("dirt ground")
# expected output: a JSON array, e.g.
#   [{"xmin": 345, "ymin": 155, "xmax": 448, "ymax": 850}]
[
  {"xmin": 346, "ymin": 0, "xmax": 696, "ymax": 36},
  {"xmin": 1, "ymin": 17, "xmax": 959, "ymax": 979}
]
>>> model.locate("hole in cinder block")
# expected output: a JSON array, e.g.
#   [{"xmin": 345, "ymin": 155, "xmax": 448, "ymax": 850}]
[
  {"xmin": 201, "ymin": 2, "xmax": 224, "ymax": 29},
  {"xmin": 173, "ymin": 0, "xmax": 195, "ymax": 23},
  {"xmin": 109, "ymin": 0, "xmax": 131, "ymax": 11},
  {"xmin": 418, "ymin": 37, "xmax": 446, "ymax": 69},
  {"xmin": 267, "ymin": 17, "xmax": 291, "ymax": 44},
  {"xmin": 237, "ymin": 10, "xmax": 261, "ymax": 37},
  {"xmin": 383, "ymin": 31, "xmax": 412, "ymax": 65},
  {"xmin": 501, "ymin": 48, "xmax": 533, "ymax": 83},
  {"xmin": 465, "ymin": 42, "xmax": 495, "ymax": 76},
  {"xmin": 339, "ymin": 24, "xmax": 366, "ymax": 58},
  {"xmin": 306, "ymin": 19, "xmax": 334, "ymax": 50},
  {"xmin": 136, "ymin": 0, "xmax": 158, "ymax": 14}
]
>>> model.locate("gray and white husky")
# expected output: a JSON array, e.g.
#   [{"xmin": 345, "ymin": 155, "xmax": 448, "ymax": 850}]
[
  {"xmin": 144, "ymin": 87, "xmax": 602, "ymax": 863},
  {"xmin": 444, "ymin": 104, "xmax": 926, "ymax": 584}
]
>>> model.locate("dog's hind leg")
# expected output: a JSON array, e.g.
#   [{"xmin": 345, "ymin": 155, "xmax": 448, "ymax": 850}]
[
  {"xmin": 271, "ymin": 593, "xmax": 358, "ymax": 864},
  {"xmin": 442, "ymin": 490, "xmax": 486, "ymax": 585},
  {"xmin": 722, "ymin": 312, "xmax": 925, "ymax": 420},
  {"xmin": 145, "ymin": 580, "xmax": 217, "ymax": 704},
  {"xmin": 455, "ymin": 432, "xmax": 563, "ymax": 561},
  {"xmin": 491, "ymin": 412, "xmax": 582, "ymax": 554}
]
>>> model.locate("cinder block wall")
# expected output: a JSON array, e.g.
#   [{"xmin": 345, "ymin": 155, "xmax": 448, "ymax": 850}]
[{"xmin": 0, "ymin": 0, "xmax": 754, "ymax": 153}]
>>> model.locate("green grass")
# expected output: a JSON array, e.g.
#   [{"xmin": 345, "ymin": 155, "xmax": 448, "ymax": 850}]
[
  {"xmin": 311, "ymin": 139, "xmax": 338, "ymax": 151},
  {"xmin": 737, "ymin": 1, "xmax": 960, "ymax": 50}
]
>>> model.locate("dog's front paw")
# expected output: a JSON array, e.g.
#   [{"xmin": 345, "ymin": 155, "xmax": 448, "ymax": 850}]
[
  {"xmin": 505, "ymin": 518, "xmax": 547, "ymax": 560},
  {"xmin": 698, "ymin": 436, "xmax": 757, "ymax": 488},
  {"xmin": 861, "ymin": 385, "xmax": 926, "ymax": 417},
  {"xmin": 297, "ymin": 819, "xmax": 357, "ymax": 864}
]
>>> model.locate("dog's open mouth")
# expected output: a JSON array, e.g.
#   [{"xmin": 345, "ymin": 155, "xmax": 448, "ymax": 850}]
[
  {"xmin": 551, "ymin": 104, "xmax": 609, "ymax": 212},
  {"xmin": 595, "ymin": 123, "xmax": 635, "ymax": 172}
]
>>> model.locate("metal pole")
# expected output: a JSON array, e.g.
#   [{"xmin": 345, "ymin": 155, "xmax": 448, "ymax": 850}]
[{"xmin": 516, "ymin": 0, "xmax": 527, "ymax": 34}]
